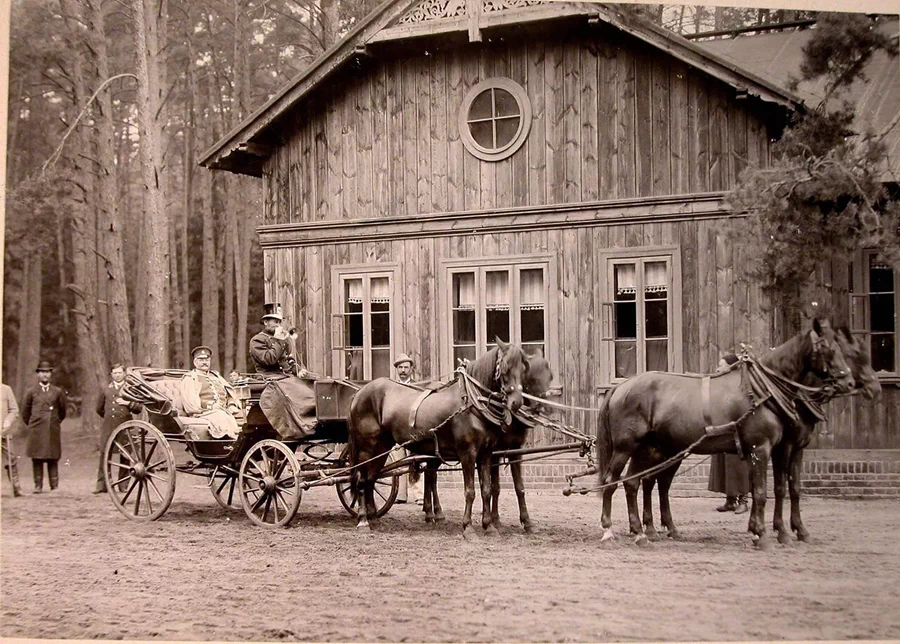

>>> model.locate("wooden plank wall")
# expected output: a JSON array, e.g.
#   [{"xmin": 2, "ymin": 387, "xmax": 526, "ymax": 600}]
[{"xmin": 262, "ymin": 23, "xmax": 773, "ymax": 225}]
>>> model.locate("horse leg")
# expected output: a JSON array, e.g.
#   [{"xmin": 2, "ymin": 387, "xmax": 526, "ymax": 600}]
[
  {"xmin": 428, "ymin": 464, "xmax": 446, "ymax": 522},
  {"xmin": 459, "ymin": 450, "xmax": 477, "ymax": 538},
  {"xmin": 510, "ymin": 456, "xmax": 534, "ymax": 534},
  {"xmin": 656, "ymin": 464, "xmax": 681, "ymax": 540},
  {"xmin": 489, "ymin": 454, "xmax": 502, "ymax": 529},
  {"xmin": 641, "ymin": 476, "xmax": 660, "ymax": 541},
  {"xmin": 600, "ymin": 450, "xmax": 632, "ymax": 543},
  {"xmin": 423, "ymin": 463, "xmax": 437, "ymax": 523},
  {"xmin": 479, "ymin": 453, "xmax": 498, "ymax": 535},
  {"xmin": 771, "ymin": 443, "xmax": 792, "ymax": 545},
  {"xmin": 789, "ymin": 447, "xmax": 811, "ymax": 542},
  {"xmin": 747, "ymin": 443, "xmax": 773, "ymax": 550}
]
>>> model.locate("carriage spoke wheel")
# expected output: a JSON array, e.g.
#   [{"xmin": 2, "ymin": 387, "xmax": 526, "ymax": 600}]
[
  {"xmin": 104, "ymin": 421, "xmax": 176, "ymax": 521},
  {"xmin": 336, "ymin": 445, "xmax": 399, "ymax": 519},
  {"xmin": 209, "ymin": 467, "xmax": 241, "ymax": 511},
  {"xmin": 238, "ymin": 440, "xmax": 302, "ymax": 528}
]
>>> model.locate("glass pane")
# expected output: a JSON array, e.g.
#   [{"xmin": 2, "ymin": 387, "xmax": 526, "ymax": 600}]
[
  {"xmin": 870, "ymin": 258, "xmax": 894, "ymax": 293},
  {"xmin": 454, "ymin": 345, "xmax": 476, "ymax": 366},
  {"xmin": 372, "ymin": 349, "xmax": 391, "ymax": 379},
  {"xmin": 453, "ymin": 272, "xmax": 475, "ymax": 308},
  {"xmin": 614, "ymin": 341, "xmax": 636, "ymax": 378},
  {"xmin": 345, "ymin": 350, "xmax": 364, "ymax": 379},
  {"xmin": 614, "ymin": 302, "xmax": 636, "ymax": 339},
  {"xmin": 495, "ymin": 116, "xmax": 520, "ymax": 148},
  {"xmin": 469, "ymin": 120, "xmax": 493, "ymax": 148},
  {"xmin": 521, "ymin": 307, "xmax": 545, "ymax": 343},
  {"xmin": 453, "ymin": 310, "xmax": 475, "ymax": 344},
  {"xmin": 371, "ymin": 312, "xmax": 390, "ymax": 347},
  {"xmin": 645, "ymin": 299, "xmax": 668, "ymax": 338},
  {"xmin": 870, "ymin": 293, "xmax": 894, "ymax": 333},
  {"xmin": 344, "ymin": 279, "xmax": 362, "ymax": 313},
  {"xmin": 344, "ymin": 314, "xmax": 363, "ymax": 348},
  {"xmin": 486, "ymin": 271, "xmax": 510, "ymax": 306},
  {"xmin": 520, "ymin": 268, "xmax": 544, "ymax": 305},
  {"xmin": 487, "ymin": 308, "xmax": 510, "ymax": 343},
  {"xmin": 493, "ymin": 88, "xmax": 520, "ymax": 117},
  {"xmin": 469, "ymin": 90, "xmax": 493, "ymax": 121},
  {"xmin": 646, "ymin": 339, "xmax": 668, "ymax": 371},
  {"xmin": 614, "ymin": 264, "xmax": 636, "ymax": 301},
  {"xmin": 871, "ymin": 334, "xmax": 895, "ymax": 372}
]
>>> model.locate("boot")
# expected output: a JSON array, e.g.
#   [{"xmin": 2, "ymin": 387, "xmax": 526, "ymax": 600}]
[
  {"xmin": 48, "ymin": 460, "xmax": 59, "ymax": 491},
  {"xmin": 734, "ymin": 495, "xmax": 749, "ymax": 514},
  {"xmin": 716, "ymin": 496, "xmax": 737, "ymax": 512},
  {"xmin": 32, "ymin": 460, "xmax": 43, "ymax": 494}
]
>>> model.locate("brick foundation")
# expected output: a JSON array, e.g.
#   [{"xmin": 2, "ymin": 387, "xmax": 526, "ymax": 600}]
[{"xmin": 434, "ymin": 449, "xmax": 900, "ymax": 498}]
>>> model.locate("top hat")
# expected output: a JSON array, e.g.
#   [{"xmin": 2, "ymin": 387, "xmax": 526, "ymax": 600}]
[
  {"xmin": 261, "ymin": 302, "xmax": 284, "ymax": 323},
  {"xmin": 191, "ymin": 346, "xmax": 213, "ymax": 359},
  {"xmin": 35, "ymin": 360, "xmax": 54, "ymax": 372},
  {"xmin": 393, "ymin": 353, "xmax": 414, "ymax": 368}
]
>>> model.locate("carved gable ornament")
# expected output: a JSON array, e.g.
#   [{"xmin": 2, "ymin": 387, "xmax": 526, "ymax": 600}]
[{"xmin": 397, "ymin": 0, "xmax": 551, "ymax": 40}]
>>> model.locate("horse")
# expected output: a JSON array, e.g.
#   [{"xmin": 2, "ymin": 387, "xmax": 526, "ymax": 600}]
[
  {"xmin": 596, "ymin": 318, "xmax": 856, "ymax": 549},
  {"xmin": 487, "ymin": 351, "xmax": 554, "ymax": 534},
  {"xmin": 348, "ymin": 339, "xmax": 536, "ymax": 535},
  {"xmin": 633, "ymin": 327, "xmax": 881, "ymax": 544}
]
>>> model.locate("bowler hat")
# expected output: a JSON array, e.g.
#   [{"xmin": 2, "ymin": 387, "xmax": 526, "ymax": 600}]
[
  {"xmin": 35, "ymin": 360, "xmax": 54, "ymax": 372},
  {"xmin": 261, "ymin": 302, "xmax": 284, "ymax": 323},
  {"xmin": 393, "ymin": 353, "xmax": 414, "ymax": 368},
  {"xmin": 191, "ymin": 346, "xmax": 213, "ymax": 359}
]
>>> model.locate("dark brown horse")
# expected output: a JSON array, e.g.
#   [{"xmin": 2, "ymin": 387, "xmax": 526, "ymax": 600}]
[
  {"xmin": 596, "ymin": 319, "xmax": 855, "ymax": 549},
  {"xmin": 348, "ymin": 340, "xmax": 533, "ymax": 535},
  {"xmin": 634, "ymin": 327, "xmax": 880, "ymax": 544},
  {"xmin": 488, "ymin": 351, "xmax": 554, "ymax": 534}
]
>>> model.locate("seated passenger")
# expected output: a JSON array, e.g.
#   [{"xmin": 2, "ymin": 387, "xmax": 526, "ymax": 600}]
[
  {"xmin": 179, "ymin": 346, "xmax": 243, "ymax": 439},
  {"xmin": 249, "ymin": 303, "xmax": 310, "ymax": 378}
]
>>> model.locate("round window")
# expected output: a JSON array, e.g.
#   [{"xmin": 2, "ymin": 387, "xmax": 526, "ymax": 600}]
[{"xmin": 459, "ymin": 78, "xmax": 532, "ymax": 162}]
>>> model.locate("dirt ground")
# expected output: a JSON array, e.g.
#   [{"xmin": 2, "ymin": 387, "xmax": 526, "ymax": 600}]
[{"xmin": 2, "ymin": 419, "xmax": 899, "ymax": 642}]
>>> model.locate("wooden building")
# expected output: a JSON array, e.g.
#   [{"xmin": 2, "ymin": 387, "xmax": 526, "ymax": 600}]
[{"xmin": 200, "ymin": 1, "xmax": 900, "ymax": 475}]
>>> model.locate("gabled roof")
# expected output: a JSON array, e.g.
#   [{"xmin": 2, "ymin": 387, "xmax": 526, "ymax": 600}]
[
  {"xmin": 199, "ymin": 1, "xmax": 805, "ymax": 176},
  {"xmin": 696, "ymin": 17, "xmax": 900, "ymax": 181}
]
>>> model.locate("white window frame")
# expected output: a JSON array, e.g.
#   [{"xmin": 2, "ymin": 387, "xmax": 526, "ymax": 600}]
[
  {"xmin": 458, "ymin": 77, "xmax": 532, "ymax": 162},
  {"xmin": 330, "ymin": 264, "xmax": 397, "ymax": 380},
  {"xmin": 439, "ymin": 254, "xmax": 558, "ymax": 374},
  {"xmin": 599, "ymin": 246, "xmax": 683, "ymax": 384}
]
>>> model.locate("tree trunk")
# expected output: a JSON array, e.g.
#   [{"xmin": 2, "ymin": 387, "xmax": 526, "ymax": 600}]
[
  {"xmin": 201, "ymin": 72, "xmax": 220, "ymax": 364},
  {"xmin": 233, "ymin": 0, "xmax": 251, "ymax": 373},
  {"xmin": 181, "ymin": 29, "xmax": 195, "ymax": 362},
  {"xmin": 15, "ymin": 254, "xmax": 42, "ymax": 399},
  {"xmin": 224, "ymin": 180, "xmax": 235, "ymax": 374},
  {"xmin": 131, "ymin": 0, "xmax": 169, "ymax": 366},
  {"xmin": 89, "ymin": 0, "xmax": 132, "ymax": 366}
]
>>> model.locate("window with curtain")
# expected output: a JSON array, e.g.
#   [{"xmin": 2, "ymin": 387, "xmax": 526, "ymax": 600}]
[
  {"xmin": 850, "ymin": 251, "xmax": 897, "ymax": 373},
  {"xmin": 602, "ymin": 248, "xmax": 681, "ymax": 382},
  {"xmin": 332, "ymin": 270, "xmax": 394, "ymax": 380},
  {"xmin": 447, "ymin": 259, "xmax": 550, "ymax": 368}
]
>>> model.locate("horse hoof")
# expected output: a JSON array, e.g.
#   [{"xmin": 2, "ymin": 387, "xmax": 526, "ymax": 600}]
[
  {"xmin": 797, "ymin": 530, "xmax": 811, "ymax": 543},
  {"xmin": 777, "ymin": 532, "xmax": 793, "ymax": 546},
  {"xmin": 484, "ymin": 524, "xmax": 499, "ymax": 536},
  {"xmin": 434, "ymin": 514, "xmax": 447, "ymax": 523},
  {"xmin": 462, "ymin": 527, "xmax": 475, "ymax": 540},
  {"xmin": 523, "ymin": 524, "xmax": 535, "ymax": 535},
  {"xmin": 600, "ymin": 529, "xmax": 616, "ymax": 543},
  {"xmin": 356, "ymin": 520, "xmax": 370, "ymax": 531},
  {"xmin": 635, "ymin": 534, "xmax": 651, "ymax": 547},
  {"xmin": 666, "ymin": 530, "xmax": 681, "ymax": 541},
  {"xmin": 755, "ymin": 536, "xmax": 771, "ymax": 551},
  {"xmin": 645, "ymin": 529, "xmax": 661, "ymax": 542}
]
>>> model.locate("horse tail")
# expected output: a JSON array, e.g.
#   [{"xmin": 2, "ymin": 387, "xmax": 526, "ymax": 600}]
[{"xmin": 595, "ymin": 385, "xmax": 616, "ymax": 482}]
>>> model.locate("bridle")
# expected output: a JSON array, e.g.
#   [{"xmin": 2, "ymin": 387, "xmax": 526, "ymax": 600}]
[
  {"xmin": 494, "ymin": 348, "xmax": 524, "ymax": 398},
  {"xmin": 808, "ymin": 329, "xmax": 849, "ymax": 387}
]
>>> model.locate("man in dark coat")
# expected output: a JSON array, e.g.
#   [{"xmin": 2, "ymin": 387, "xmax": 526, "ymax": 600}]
[
  {"xmin": 21, "ymin": 361, "xmax": 68, "ymax": 494},
  {"xmin": 94, "ymin": 364, "xmax": 140, "ymax": 494},
  {"xmin": 249, "ymin": 303, "xmax": 316, "ymax": 439}
]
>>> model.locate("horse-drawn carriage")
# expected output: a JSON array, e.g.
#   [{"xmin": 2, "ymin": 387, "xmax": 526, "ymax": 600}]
[{"xmin": 102, "ymin": 368, "xmax": 402, "ymax": 527}]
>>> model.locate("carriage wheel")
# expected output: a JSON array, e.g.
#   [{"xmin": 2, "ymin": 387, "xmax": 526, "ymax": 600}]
[
  {"xmin": 336, "ymin": 445, "xmax": 399, "ymax": 519},
  {"xmin": 209, "ymin": 467, "xmax": 241, "ymax": 511},
  {"xmin": 238, "ymin": 439, "xmax": 302, "ymax": 528},
  {"xmin": 104, "ymin": 420, "xmax": 176, "ymax": 521}
]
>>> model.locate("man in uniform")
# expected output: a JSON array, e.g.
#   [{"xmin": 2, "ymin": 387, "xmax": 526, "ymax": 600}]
[
  {"xmin": 94, "ymin": 364, "xmax": 141, "ymax": 494},
  {"xmin": 21, "ymin": 361, "xmax": 68, "ymax": 494},
  {"xmin": 179, "ymin": 346, "xmax": 243, "ymax": 439},
  {"xmin": 2, "ymin": 381, "xmax": 22, "ymax": 497}
]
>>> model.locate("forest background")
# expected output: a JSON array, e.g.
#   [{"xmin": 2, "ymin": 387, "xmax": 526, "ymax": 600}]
[{"xmin": 0, "ymin": 1, "xmax": 820, "ymax": 433}]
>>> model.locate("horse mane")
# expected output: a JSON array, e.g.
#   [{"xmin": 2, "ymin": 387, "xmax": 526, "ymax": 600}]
[{"xmin": 465, "ymin": 346, "xmax": 500, "ymax": 389}]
